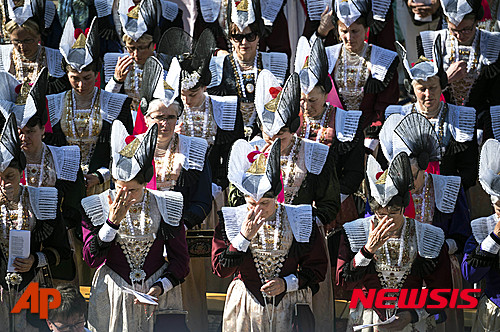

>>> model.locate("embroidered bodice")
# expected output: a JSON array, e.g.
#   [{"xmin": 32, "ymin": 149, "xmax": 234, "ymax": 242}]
[
  {"xmin": 10, "ymin": 46, "xmax": 47, "ymax": 85},
  {"xmin": 180, "ymin": 96, "xmax": 217, "ymax": 145},
  {"xmin": 250, "ymin": 205, "xmax": 294, "ymax": 288},
  {"xmin": 446, "ymin": 31, "xmax": 480, "ymax": 105},
  {"xmin": 0, "ymin": 188, "xmax": 36, "ymax": 262},
  {"xmin": 374, "ymin": 218, "xmax": 418, "ymax": 293},
  {"xmin": 280, "ymin": 137, "xmax": 307, "ymax": 204},
  {"xmin": 334, "ymin": 44, "xmax": 371, "ymax": 111},
  {"xmin": 60, "ymin": 88, "xmax": 103, "ymax": 174},
  {"xmin": 299, "ymin": 104, "xmax": 335, "ymax": 144},
  {"xmin": 25, "ymin": 144, "xmax": 57, "ymax": 187},
  {"xmin": 412, "ymin": 173, "xmax": 436, "ymax": 225},
  {"xmin": 116, "ymin": 191, "xmax": 161, "ymax": 284},
  {"xmin": 123, "ymin": 62, "xmax": 142, "ymax": 111}
]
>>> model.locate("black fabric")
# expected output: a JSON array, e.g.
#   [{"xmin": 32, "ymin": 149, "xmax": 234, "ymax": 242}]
[
  {"xmin": 364, "ymin": 56, "xmax": 399, "ymax": 94},
  {"xmin": 332, "ymin": 129, "xmax": 365, "ymax": 196},
  {"xmin": 465, "ymin": 245, "xmax": 498, "ymax": 268}
]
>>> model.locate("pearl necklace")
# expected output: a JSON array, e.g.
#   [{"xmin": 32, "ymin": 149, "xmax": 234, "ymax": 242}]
[
  {"xmin": 125, "ymin": 197, "xmax": 147, "ymax": 236},
  {"xmin": 257, "ymin": 205, "xmax": 283, "ymax": 251},
  {"xmin": 26, "ymin": 144, "xmax": 47, "ymax": 187},
  {"xmin": 449, "ymin": 31, "xmax": 479, "ymax": 73},
  {"xmin": 232, "ymin": 51, "xmax": 258, "ymax": 100},
  {"xmin": 13, "ymin": 46, "xmax": 45, "ymax": 83},
  {"xmin": 341, "ymin": 43, "xmax": 368, "ymax": 94},
  {"xmin": 383, "ymin": 219, "xmax": 407, "ymax": 267}
]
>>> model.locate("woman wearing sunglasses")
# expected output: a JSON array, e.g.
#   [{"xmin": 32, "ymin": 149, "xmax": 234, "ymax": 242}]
[
  {"xmin": 207, "ymin": 0, "xmax": 288, "ymax": 140},
  {"xmin": 337, "ymin": 152, "xmax": 453, "ymax": 331},
  {"xmin": 417, "ymin": 0, "xmax": 500, "ymax": 142}
]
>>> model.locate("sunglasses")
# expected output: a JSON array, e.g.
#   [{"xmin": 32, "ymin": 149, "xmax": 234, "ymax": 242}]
[{"xmin": 230, "ymin": 32, "xmax": 258, "ymax": 43}]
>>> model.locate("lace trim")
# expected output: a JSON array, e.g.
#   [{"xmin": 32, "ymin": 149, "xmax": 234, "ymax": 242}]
[
  {"xmin": 447, "ymin": 104, "xmax": 475, "ymax": 143},
  {"xmin": 103, "ymin": 53, "xmax": 126, "ymax": 83},
  {"xmin": 430, "ymin": 174, "xmax": 461, "ymax": 213},
  {"xmin": 45, "ymin": 1, "xmax": 56, "ymax": 28},
  {"xmin": 343, "ymin": 217, "xmax": 371, "ymax": 253},
  {"xmin": 414, "ymin": 221, "xmax": 444, "ymax": 259},
  {"xmin": 199, "ymin": 0, "xmax": 221, "ymax": 23},
  {"xmin": 149, "ymin": 189, "xmax": 183, "ymax": 226},
  {"xmin": 303, "ymin": 138, "xmax": 329, "ymax": 175},
  {"xmin": 491, "ymin": 106, "xmax": 500, "ymax": 140},
  {"xmin": 305, "ymin": 0, "xmax": 329, "ymax": 20},
  {"xmin": 47, "ymin": 145, "xmax": 81, "ymax": 182},
  {"xmin": 0, "ymin": 45, "xmax": 13, "ymax": 72},
  {"xmin": 95, "ymin": 0, "xmax": 113, "ymax": 17},
  {"xmin": 419, "ymin": 30, "xmax": 446, "ymax": 60},
  {"xmin": 261, "ymin": 52, "xmax": 288, "ymax": 84},
  {"xmin": 479, "ymin": 30, "xmax": 500, "ymax": 66},
  {"xmin": 210, "ymin": 95, "xmax": 238, "ymax": 131},
  {"xmin": 45, "ymin": 47, "xmax": 65, "ymax": 78},
  {"xmin": 261, "ymin": 0, "xmax": 283, "ymax": 25},
  {"xmin": 283, "ymin": 204, "xmax": 312, "ymax": 243},
  {"xmin": 372, "ymin": 0, "xmax": 391, "ymax": 21},
  {"xmin": 26, "ymin": 186, "xmax": 58, "ymax": 220},
  {"xmin": 221, "ymin": 205, "xmax": 247, "ymax": 244},
  {"xmin": 178, "ymin": 134, "xmax": 208, "ymax": 171},
  {"xmin": 81, "ymin": 190, "xmax": 110, "ymax": 226},
  {"xmin": 207, "ymin": 55, "xmax": 225, "ymax": 88},
  {"xmin": 335, "ymin": 108, "xmax": 362, "ymax": 142},
  {"xmin": 325, "ymin": 44, "xmax": 342, "ymax": 75},
  {"xmin": 370, "ymin": 45, "xmax": 397, "ymax": 82},
  {"xmin": 46, "ymin": 91, "xmax": 66, "ymax": 125},
  {"xmin": 160, "ymin": 0, "xmax": 179, "ymax": 21},
  {"xmin": 471, "ymin": 214, "xmax": 498, "ymax": 244},
  {"xmin": 100, "ymin": 90, "xmax": 127, "ymax": 123}
]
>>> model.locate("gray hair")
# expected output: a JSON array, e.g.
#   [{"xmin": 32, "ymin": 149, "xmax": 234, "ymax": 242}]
[{"xmin": 146, "ymin": 99, "xmax": 182, "ymax": 117}]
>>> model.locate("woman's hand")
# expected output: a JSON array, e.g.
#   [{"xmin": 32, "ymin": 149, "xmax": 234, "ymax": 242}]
[
  {"xmin": 493, "ymin": 218, "xmax": 500, "ymax": 238},
  {"xmin": 260, "ymin": 278, "xmax": 286, "ymax": 297},
  {"xmin": 108, "ymin": 187, "xmax": 137, "ymax": 225},
  {"xmin": 84, "ymin": 174, "xmax": 100, "ymax": 195},
  {"xmin": 240, "ymin": 207, "xmax": 265, "ymax": 240},
  {"xmin": 446, "ymin": 60, "xmax": 467, "ymax": 84},
  {"xmin": 13, "ymin": 255, "xmax": 35, "ymax": 272},
  {"xmin": 134, "ymin": 285, "xmax": 161, "ymax": 304},
  {"xmin": 379, "ymin": 311, "xmax": 413, "ymax": 331},
  {"xmin": 317, "ymin": 6, "xmax": 335, "ymax": 37},
  {"xmin": 365, "ymin": 216, "xmax": 394, "ymax": 254},
  {"xmin": 114, "ymin": 56, "xmax": 134, "ymax": 83}
]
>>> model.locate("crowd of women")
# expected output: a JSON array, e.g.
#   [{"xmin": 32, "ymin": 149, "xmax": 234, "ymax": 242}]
[{"xmin": 0, "ymin": 0, "xmax": 500, "ymax": 331}]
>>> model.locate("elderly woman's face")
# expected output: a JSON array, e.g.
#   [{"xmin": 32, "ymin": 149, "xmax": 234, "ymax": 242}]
[
  {"xmin": 10, "ymin": 27, "xmax": 40, "ymax": 59},
  {"xmin": 145, "ymin": 103, "xmax": 178, "ymax": 140},
  {"xmin": 244, "ymin": 196, "xmax": 277, "ymax": 220},
  {"xmin": 230, "ymin": 26, "xmax": 259, "ymax": 60},
  {"xmin": 300, "ymin": 86, "xmax": 328, "ymax": 119}
]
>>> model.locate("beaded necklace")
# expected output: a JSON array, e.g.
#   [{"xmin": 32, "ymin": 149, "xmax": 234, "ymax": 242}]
[
  {"xmin": 155, "ymin": 133, "xmax": 179, "ymax": 185},
  {"xmin": 184, "ymin": 95, "xmax": 216, "ymax": 143},
  {"xmin": 25, "ymin": 144, "xmax": 47, "ymax": 187},
  {"xmin": 12, "ymin": 46, "xmax": 46, "ymax": 84},
  {"xmin": 229, "ymin": 51, "xmax": 262, "ymax": 100},
  {"xmin": 281, "ymin": 137, "xmax": 302, "ymax": 203},
  {"xmin": 69, "ymin": 88, "xmax": 100, "ymax": 138},
  {"xmin": 301, "ymin": 104, "xmax": 333, "ymax": 144}
]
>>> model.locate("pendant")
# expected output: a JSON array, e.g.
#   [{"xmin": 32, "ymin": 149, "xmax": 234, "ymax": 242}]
[
  {"xmin": 244, "ymin": 126, "xmax": 253, "ymax": 139},
  {"xmin": 245, "ymin": 82, "xmax": 255, "ymax": 94},
  {"xmin": 130, "ymin": 268, "xmax": 146, "ymax": 283},
  {"xmin": 6, "ymin": 272, "xmax": 22, "ymax": 286}
]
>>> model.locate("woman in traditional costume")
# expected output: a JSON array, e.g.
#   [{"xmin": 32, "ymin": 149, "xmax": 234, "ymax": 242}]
[
  {"xmin": 337, "ymin": 152, "xmax": 453, "ymax": 331},
  {"xmin": 0, "ymin": 68, "xmax": 84, "ymax": 284},
  {"xmin": 310, "ymin": 0, "xmax": 399, "ymax": 134},
  {"xmin": 462, "ymin": 138, "xmax": 500, "ymax": 331},
  {"xmin": 0, "ymin": 114, "xmax": 71, "ymax": 332},
  {"xmin": 386, "ymin": 38, "xmax": 479, "ymax": 190},
  {"xmin": 0, "ymin": 0, "xmax": 68, "ymax": 95},
  {"xmin": 380, "ymin": 112, "xmax": 472, "ymax": 330},
  {"xmin": 417, "ymin": 0, "xmax": 500, "ymax": 141},
  {"xmin": 159, "ymin": 27, "xmax": 243, "ymax": 191},
  {"xmin": 138, "ymin": 56, "xmax": 213, "ymax": 330},
  {"xmin": 230, "ymin": 70, "xmax": 340, "ymax": 331},
  {"xmin": 45, "ymin": 17, "xmax": 133, "ymax": 197},
  {"xmin": 295, "ymin": 36, "xmax": 364, "ymax": 227},
  {"xmin": 207, "ymin": 0, "xmax": 288, "ymax": 139},
  {"xmin": 212, "ymin": 138, "xmax": 328, "ymax": 331},
  {"xmin": 82, "ymin": 122, "xmax": 189, "ymax": 332}
]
